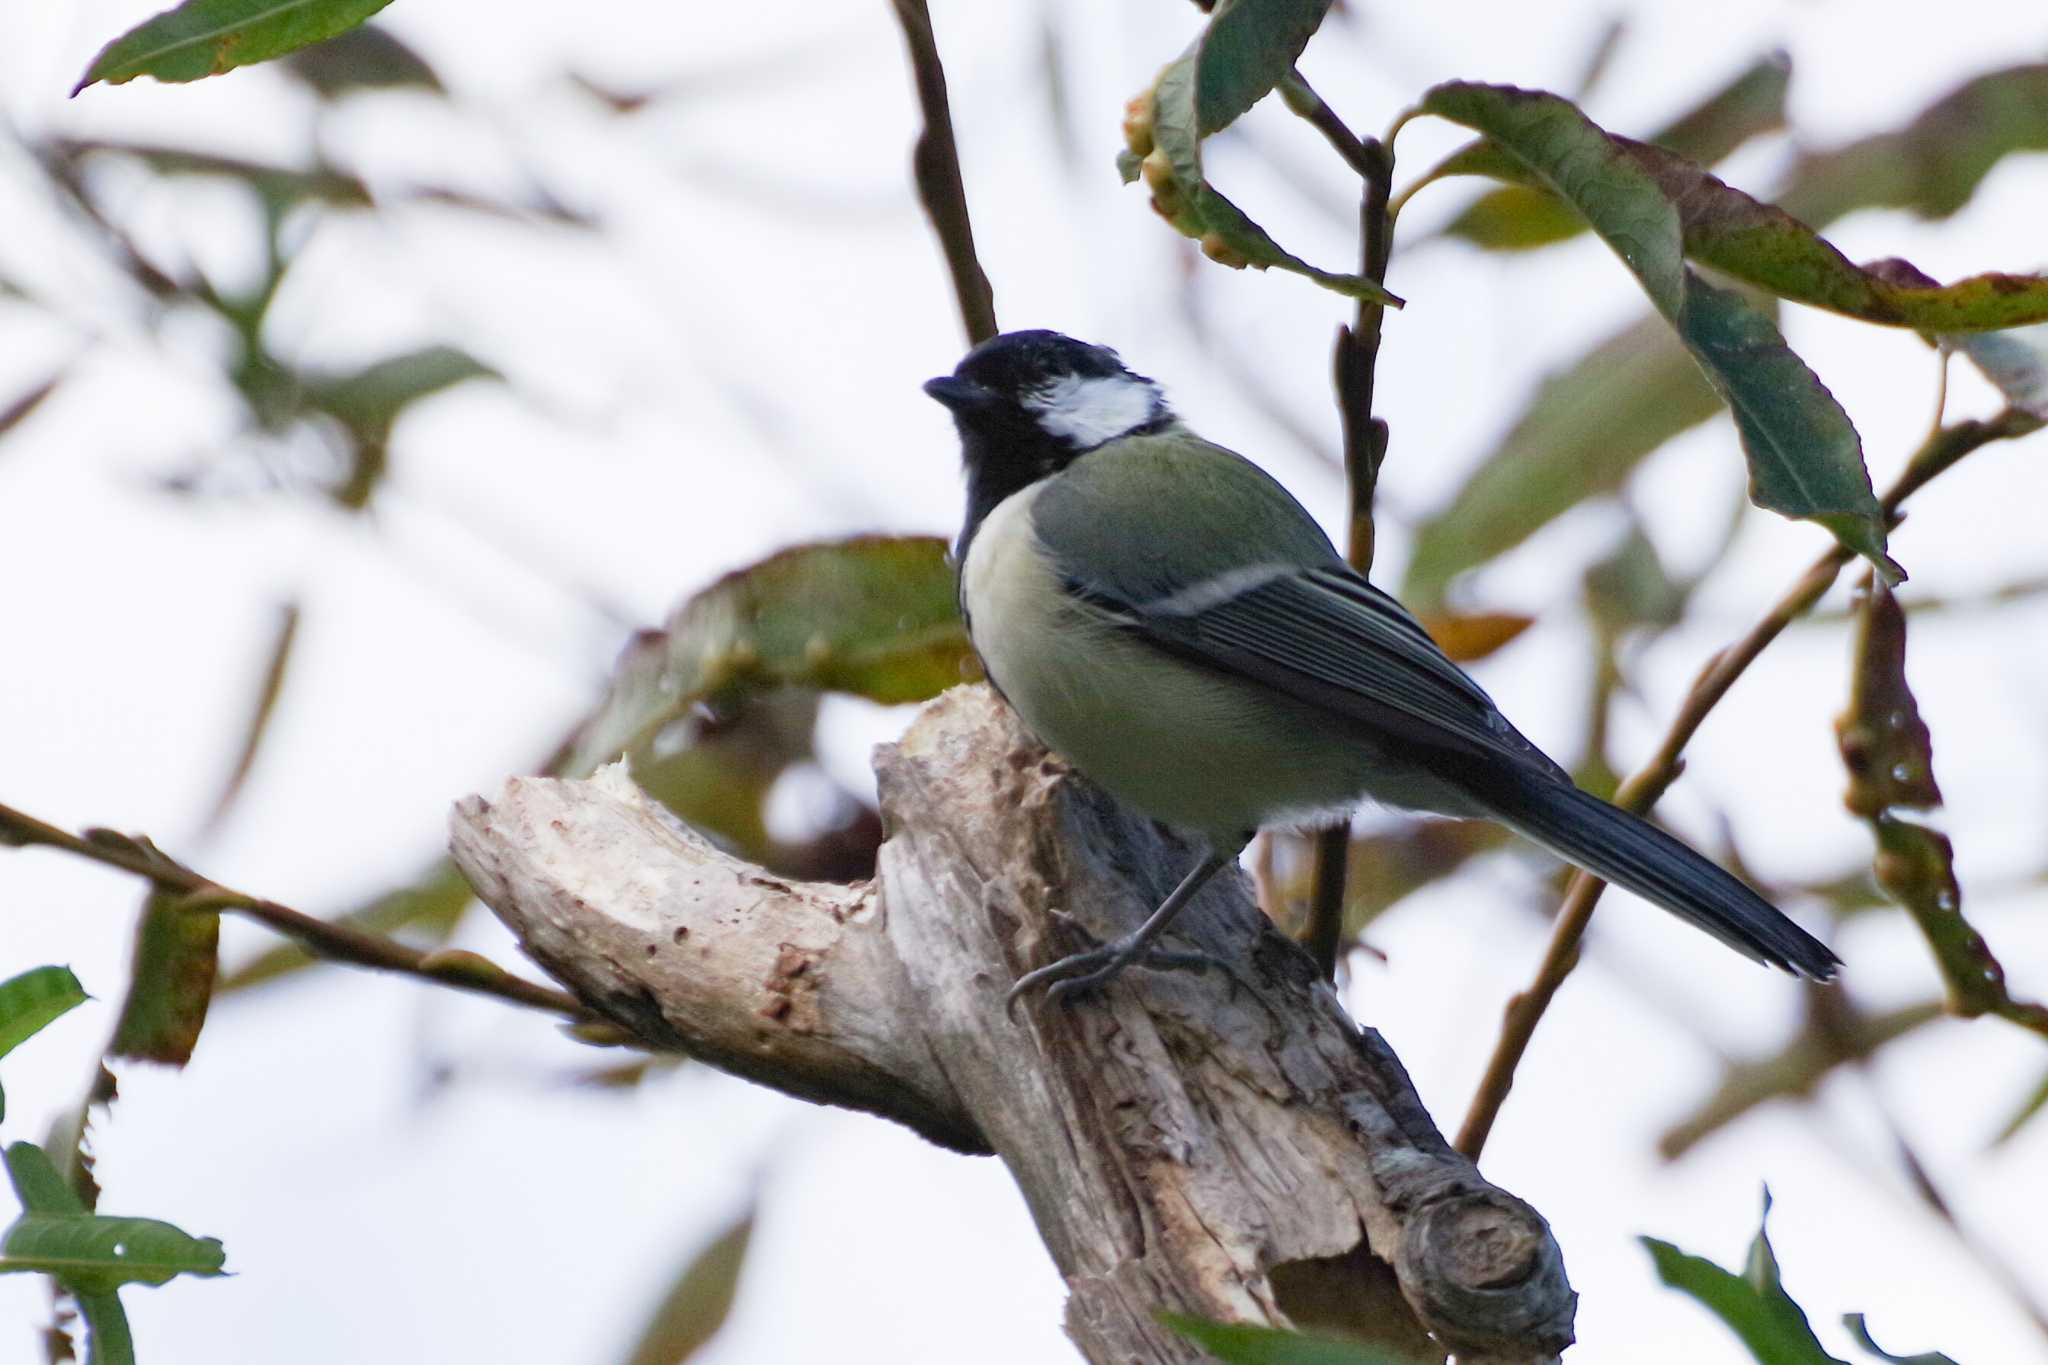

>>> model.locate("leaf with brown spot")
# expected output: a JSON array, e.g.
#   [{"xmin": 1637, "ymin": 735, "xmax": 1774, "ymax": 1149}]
[
  {"xmin": 75, "ymin": 0, "xmax": 396, "ymax": 93},
  {"xmin": 1833, "ymin": 584, "xmax": 1941, "ymax": 817},
  {"xmin": 1837, "ymin": 581, "xmax": 2048, "ymax": 1038}
]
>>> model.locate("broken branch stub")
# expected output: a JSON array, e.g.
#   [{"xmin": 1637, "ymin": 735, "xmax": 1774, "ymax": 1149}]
[{"xmin": 449, "ymin": 685, "xmax": 1575, "ymax": 1363}]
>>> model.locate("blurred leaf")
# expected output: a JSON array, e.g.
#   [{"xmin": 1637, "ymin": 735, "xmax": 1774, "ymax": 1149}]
[
  {"xmin": 1584, "ymin": 519, "xmax": 1689, "ymax": 634},
  {"xmin": 1160, "ymin": 1313, "xmax": 1430, "ymax": 1364},
  {"xmin": 199, "ymin": 601, "xmax": 298, "ymax": 839},
  {"xmin": 219, "ymin": 858, "xmax": 472, "ymax": 994},
  {"xmin": 1842, "ymin": 1314, "xmax": 1961, "ymax": 1365},
  {"xmin": 1333, "ymin": 821, "xmax": 1507, "ymax": 938},
  {"xmin": 1992, "ymin": 1067, "xmax": 2048, "ymax": 1146},
  {"xmin": 307, "ymin": 346, "xmax": 497, "ymax": 508},
  {"xmin": 282, "ymin": 22, "xmax": 440, "ymax": 96},
  {"xmin": 1445, "ymin": 51, "xmax": 1790, "ymax": 251},
  {"xmin": 1416, "ymin": 611, "xmax": 1532, "ymax": 663},
  {"xmin": 1568, "ymin": 17, "xmax": 1627, "ymax": 100},
  {"xmin": 0, "ymin": 373, "xmax": 63, "ymax": 446},
  {"xmin": 626, "ymin": 690, "xmax": 817, "ymax": 862},
  {"xmin": 0, "ymin": 968, "xmax": 89, "ymax": 1062},
  {"xmin": 107, "ymin": 891, "xmax": 218, "ymax": 1067},
  {"xmin": 1422, "ymin": 83, "xmax": 1895, "ymax": 582},
  {"xmin": 307, "ymin": 346, "xmax": 496, "ymax": 437},
  {"xmin": 621, "ymin": 1205, "xmax": 753, "ymax": 1365},
  {"xmin": 54, "ymin": 139, "xmax": 372, "ymax": 211},
  {"xmin": 1947, "ymin": 319, "xmax": 2048, "ymax": 418},
  {"xmin": 1402, "ymin": 315, "xmax": 1718, "ymax": 607},
  {"xmin": 2, "ymin": 1143, "xmax": 227, "ymax": 1291},
  {"xmin": 1135, "ymin": 48, "xmax": 1401, "ymax": 304},
  {"xmin": 1658, "ymin": 1000, "xmax": 1944, "ymax": 1160},
  {"xmin": 1836, "ymin": 582, "xmax": 2048, "ymax": 1037},
  {"xmin": 75, "ymin": 0, "xmax": 396, "ymax": 93},
  {"xmin": 567, "ymin": 537, "xmax": 976, "ymax": 776},
  {"xmin": 1192, "ymin": 0, "xmax": 1332, "ymax": 136},
  {"xmin": 1778, "ymin": 65, "xmax": 2048, "ymax": 227},
  {"xmin": 1644, "ymin": 1191, "xmax": 1848, "ymax": 1365}
]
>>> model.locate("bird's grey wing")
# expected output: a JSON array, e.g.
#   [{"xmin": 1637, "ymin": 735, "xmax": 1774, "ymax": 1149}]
[{"xmin": 1070, "ymin": 563, "xmax": 1567, "ymax": 777}]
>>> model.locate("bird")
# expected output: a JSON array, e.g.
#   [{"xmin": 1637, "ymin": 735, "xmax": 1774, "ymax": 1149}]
[{"xmin": 923, "ymin": 328, "xmax": 1840, "ymax": 1009}]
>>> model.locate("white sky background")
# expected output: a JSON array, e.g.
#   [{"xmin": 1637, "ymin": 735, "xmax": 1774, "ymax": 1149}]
[{"xmin": 1, "ymin": 0, "xmax": 2045, "ymax": 1362}]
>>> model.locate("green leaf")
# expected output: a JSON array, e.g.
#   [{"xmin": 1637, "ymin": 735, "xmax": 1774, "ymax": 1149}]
[
  {"xmin": 282, "ymin": 22, "xmax": 441, "ymax": 97},
  {"xmin": 74, "ymin": 0, "xmax": 396, "ymax": 93},
  {"xmin": 621, "ymin": 1206, "xmax": 754, "ymax": 1365},
  {"xmin": 1160, "ymin": 1313, "xmax": 1431, "ymax": 1365},
  {"xmin": 1136, "ymin": 45, "xmax": 1401, "ymax": 305},
  {"xmin": 1419, "ymin": 82, "xmax": 1895, "ymax": 581},
  {"xmin": 1406, "ymin": 68, "xmax": 2048, "ymax": 603},
  {"xmin": 1401, "ymin": 313, "xmax": 1719, "ymax": 607},
  {"xmin": 1678, "ymin": 275, "xmax": 1897, "ymax": 578},
  {"xmin": 1193, "ymin": 0, "xmax": 1332, "ymax": 136},
  {"xmin": 2, "ymin": 1143, "xmax": 227, "ymax": 1292},
  {"xmin": 1842, "ymin": 1313, "xmax": 1962, "ymax": 1365},
  {"xmin": 1445, "ymin": 51, "xmax": 1790, "ymax": 251},
  {"xmin": 0, "ymin": 967, "xmax": 89, "ymax": 1061},
  {"xmin": 1644, "ymin": 1191, "xmax": 1848, "ymax": 1365},
  {"xmin": 108, "ymin": 891, "xmax": 220, "ymax": 1067},
  {"xmin": 566, "ymin": 537, "xmax": 977, "ymax": 777},
  {"xmin": 75, "ymin": 1288, "xmax": 136, "ymax": 1365}
]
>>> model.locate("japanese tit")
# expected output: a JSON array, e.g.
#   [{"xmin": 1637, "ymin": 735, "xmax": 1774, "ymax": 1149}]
[{"xmin": 925, "ymin": 329, "xmax": 1839, "ymax": 1006}]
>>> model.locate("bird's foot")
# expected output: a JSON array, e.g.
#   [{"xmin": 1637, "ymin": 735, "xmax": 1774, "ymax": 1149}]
[{"xmin": 1004, "ymin": 937, "xmax": 1225, "ymax": 1019}]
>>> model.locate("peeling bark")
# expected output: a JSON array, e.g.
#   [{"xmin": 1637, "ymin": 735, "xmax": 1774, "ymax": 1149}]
[{"xmin": 450, "ymin": 686, "xmax": 1574, "ymax": 1363}]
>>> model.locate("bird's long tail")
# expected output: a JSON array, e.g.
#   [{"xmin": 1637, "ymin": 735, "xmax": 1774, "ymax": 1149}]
[{"xmin": 1468, "ymin": 765, "xmax": 1840, "ymax": 979}]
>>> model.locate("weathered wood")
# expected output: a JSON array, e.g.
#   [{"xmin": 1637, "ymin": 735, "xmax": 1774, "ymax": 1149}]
[{"xmin": 450, "ymin": 685, "xmax": 1575, "ymax": 1363}]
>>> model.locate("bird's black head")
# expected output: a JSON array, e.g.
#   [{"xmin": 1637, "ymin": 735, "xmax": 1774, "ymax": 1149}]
[{"xmin": 925, "ymin": 329, "xmax": 1171, "ymax": 559}]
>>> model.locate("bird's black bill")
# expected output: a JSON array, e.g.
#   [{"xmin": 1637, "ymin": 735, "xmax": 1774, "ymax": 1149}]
[{"xmin": 923, "ymin": 375, "xmax": 998, "ymax": 411}]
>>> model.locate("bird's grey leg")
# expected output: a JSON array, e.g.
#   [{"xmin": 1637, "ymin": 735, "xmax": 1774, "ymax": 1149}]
[{"xmin": 1005, "ymin": 837, "xmax": 1249, "ymax": 1016}]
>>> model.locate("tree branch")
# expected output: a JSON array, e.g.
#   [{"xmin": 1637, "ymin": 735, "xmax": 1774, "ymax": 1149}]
[
  {"xmin": 451, "ymin": 687, "xmax": 1578, "ymax": 1363},
  {"xmin": 0, "ymin": 798, "xmax": 591, "ymax": 1022},
  {"xmin": 1455, "ymin": 406, "xmax": 2046, "ymax": 1161},
  {"xmin": 889, "ymin": 0, "xmax": 998, "ymax": 345},
  {"xmin": 1305, "ymin": 127, "xmax": 1395, "ymax": 983}
]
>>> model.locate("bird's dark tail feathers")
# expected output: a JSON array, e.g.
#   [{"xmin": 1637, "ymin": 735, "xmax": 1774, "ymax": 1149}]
[{"xmin": 1470, "ymin": 766, "xmax": 1840, "ymax": 980}]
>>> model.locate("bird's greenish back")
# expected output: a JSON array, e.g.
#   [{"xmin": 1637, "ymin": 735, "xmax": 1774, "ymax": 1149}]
[{"xmin": 1029, "ymin": 429, "xmax": 1341, "ymax": 601}]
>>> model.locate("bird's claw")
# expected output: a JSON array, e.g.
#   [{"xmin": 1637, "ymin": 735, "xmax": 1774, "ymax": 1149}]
[{"xmin": 1004, "ymin": 938, "xmax": 1226, "ymax": 1020}]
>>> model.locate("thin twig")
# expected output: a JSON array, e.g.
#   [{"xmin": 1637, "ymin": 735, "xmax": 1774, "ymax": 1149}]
[
  {"xmin": 1304, "ymin": 135, "xmax": 1396, "ymax": 982},
  {"xmin": 889, "ymin": 0, "xmax": 997, "ymax": 345},
  {"xmin": 1455, "ymin": 406, "xmax": 2046, "ymax": 1161},
  {"xmin": 0, "ymin": 798, "xmax": 594, "ymax": 1022}
]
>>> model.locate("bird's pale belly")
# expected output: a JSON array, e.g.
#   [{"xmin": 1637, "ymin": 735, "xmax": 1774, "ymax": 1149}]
[{"xmin": 961, "ymin": 489, "xmax": 1466, "ymax": 840}]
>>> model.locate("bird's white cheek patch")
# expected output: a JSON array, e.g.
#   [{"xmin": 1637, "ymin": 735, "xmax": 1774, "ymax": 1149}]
[{"xmin": 1025, "ymin": 373, "xmax": 1160, "ymax": 449}]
